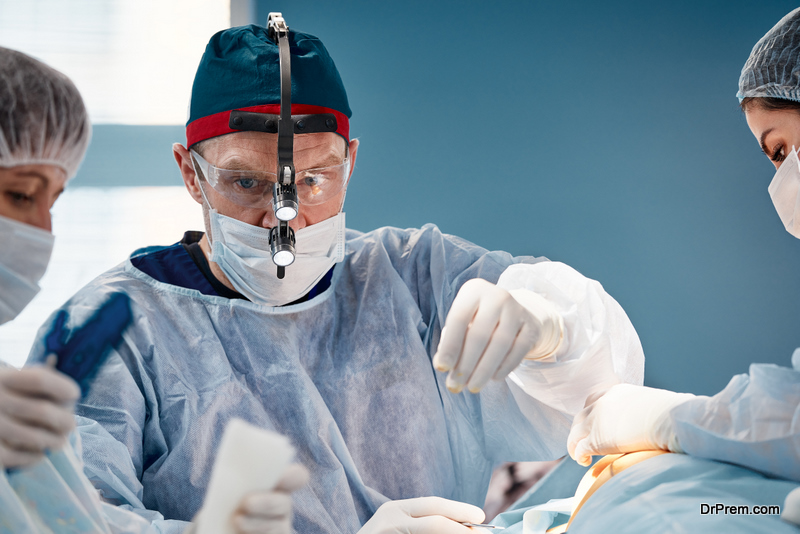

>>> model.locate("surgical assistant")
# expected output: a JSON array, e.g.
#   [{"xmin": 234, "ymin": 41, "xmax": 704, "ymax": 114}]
[
  {"xmin": 0, "ymin": 46, "xmax": 306, "ymax": 534},
  {"xmin": 28, "ymin": 22, "xmax": 645, "ymax": 533},
  {"xmin": 567, "ymin": 8, "xmax": 800, "ymax": 526},
  {"xmin": 0, "ymin": 45, "xmax": 148, "ymax": 534},
  {"xmin": 0, "ymin": 45, "xmax": 88, "ymax": 468}
]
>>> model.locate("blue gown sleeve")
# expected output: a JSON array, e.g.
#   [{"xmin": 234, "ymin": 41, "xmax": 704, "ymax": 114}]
[
  {"xmin": 28, "ymin": 294, "xmax": 190, "ymax": 534},
  {"xmin": 379, "ymin": 225, "xmax": 645, "ymax": 461},
  {"xmin": 671, "ymin": 349, "xmax": 800, "ymax": 482}
]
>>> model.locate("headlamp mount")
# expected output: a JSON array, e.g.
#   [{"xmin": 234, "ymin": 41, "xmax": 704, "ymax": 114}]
[
  {"xmin": 268, "ymin": 12, "xmax": 294, "ymax": 279},
  {"xmin": 224, "ymin": 13, "xmax": 342, "ymax": 280}
]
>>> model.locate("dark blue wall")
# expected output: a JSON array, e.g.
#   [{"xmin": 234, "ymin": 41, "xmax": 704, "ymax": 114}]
[{"xmin": 75, "ymin": 0, "xmax": 800, "ymax": 395}]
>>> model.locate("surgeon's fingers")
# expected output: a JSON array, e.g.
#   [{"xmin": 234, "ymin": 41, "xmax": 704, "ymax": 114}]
[
  {"xmin": 0, "ymin": 367, "xmax": 80, "ymax": 405},
  {"xmin": 236, "ymin": 491, "xmax": 292, "ymax": 521},
  {"xmin": 492, "ymin": 320, "xmax": 539, "ymax": 381},
  {"xmin": 0, "ymin": 388, "xmax": 76, "ymax": 435},
  {"xmin": 234, "ymin": 491, "xmax": 292, "ymax": 533},
  {"xmin": 0, "ymin": 415, "xmax": 68, "ymax": 453},
  {"xmin": 273, "ymin": 463, "xmax": 309, "ymax": 493},
  {"xmin": 571, "ymin": 441, "xmax": 594, "ymax": 467},
  {"xmin": 465, "ymin": 307, "xmax": 526, "ymax": 393},
  {"xmin": 567, "ymin": 415, "xmax": 590, "ymax": 463},
  {"xmin": 233, "ymin": 464, "xmax": 307, "ymax": 533},
  {"xmin": 433, "ymin": 285, "xmax": 483, "ymax": 373},
  {"xmin": 446, "ymin": 295, "xmax": 504, "ymax": 393},
  {"xmin": 569, "ymin": 419, "xmax": 626, "ymax": 467},
  {"xmin": 0, "ymin": 443, "xmax": 45, "ymax": 469},
  {"xmin": 233, "ymin": 513, "xmax": 288, "ymax": 534},
  {"xmin": 401, "ymin": 496, "xmax": 485, "ymax": 524}
]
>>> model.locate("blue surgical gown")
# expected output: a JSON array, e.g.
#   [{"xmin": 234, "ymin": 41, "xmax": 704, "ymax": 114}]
[
  {"xmin": 28, "ymin": 224, "xmax": 644, "ymax": 533},
  {"xmin": 491, "ymin": 354, "xmax": 800, "ymax": 533},
  {"xmin": 0, "ymin": 400, "xmax": 162, "ymax": 533},
  {"xmin": 671, "ymin": 349, "xmax": 800, "ymax": 482}
]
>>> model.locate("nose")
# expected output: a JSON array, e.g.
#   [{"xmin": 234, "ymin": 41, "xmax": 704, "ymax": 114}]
[
  {"xmin": 28, "ymin": 199, "xmax": 52, "ymax": 232},
  {"xmin": 259, "ymin": 209, "xmax": 308, "ymax": 231}
]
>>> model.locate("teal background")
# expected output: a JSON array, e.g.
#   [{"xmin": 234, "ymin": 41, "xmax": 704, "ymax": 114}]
[{"xmin": 74, "ymin": 0, "xmax": 800, "ymax": 395}]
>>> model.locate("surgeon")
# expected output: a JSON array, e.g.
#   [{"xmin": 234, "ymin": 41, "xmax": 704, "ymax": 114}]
[
  {"xmin": 0, "ymin": 45, "xmax": 88, "ymax": 470},
  {"xmin": 29, "ymin": 18, "xmax": 645, "ymax": 533},
  {"xmin": 0, "ymin": 47, "xmax": 306, "ymax": 534},
  {"xmin": 567, "ymin": 7, "xmax": 800, "ymax": 487}
]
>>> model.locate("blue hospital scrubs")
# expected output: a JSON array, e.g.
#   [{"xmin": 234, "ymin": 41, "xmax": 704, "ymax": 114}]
[{"xmin": 29, "ymin": 224, "xmax": 643, "ymax": 533}]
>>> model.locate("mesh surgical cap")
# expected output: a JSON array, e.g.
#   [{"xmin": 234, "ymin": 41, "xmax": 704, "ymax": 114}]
[
  {"xmin": 0, "ymin": 47, "xmax": 91, "ymax": 179},
  {"xmin": 738, "ymin": 8, "xmax": 800, "ymax": 103}
]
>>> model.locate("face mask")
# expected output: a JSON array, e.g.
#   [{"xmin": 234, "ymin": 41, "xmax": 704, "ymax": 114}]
[
  {"xmin": 769, "ymin": 146, "xmax": 800, "ymax": 239},
  {"xmin": 205, "ymin": 204, "xmax": 346, "ymax": 307},
  {"xmin": 0, "ymin": 214, "xmax": 54, "ymax": 324}
]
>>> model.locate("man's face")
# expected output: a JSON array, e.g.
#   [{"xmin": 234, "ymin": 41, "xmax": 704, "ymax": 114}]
[{"xmin": 178, "ymin": 131, "xmax": 358, "ymax": 233}]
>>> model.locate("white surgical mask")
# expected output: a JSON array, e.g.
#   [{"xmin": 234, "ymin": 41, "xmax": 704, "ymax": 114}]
[
  {"xmin": 769, "ymin": 145, "xmax": 800, "ymax": 239},
  {"xmin": 0, "ymin": 214, "xmax": 54, "ymax": 324},
  {"xmin": 202, "ymin": 192, "xmax": 346, "ymax": 306}
]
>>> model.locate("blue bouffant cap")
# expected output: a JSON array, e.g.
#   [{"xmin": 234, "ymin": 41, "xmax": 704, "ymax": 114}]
[
  {"xmin": 738, "ymin": 8, "xmax": 800, "ymax": 103},
  {"xmin": 187, "ymin": 25, "xmax": 351, "ymax": 145}
]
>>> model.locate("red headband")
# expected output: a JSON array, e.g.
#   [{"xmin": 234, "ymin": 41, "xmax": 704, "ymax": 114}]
[{"xmin": 186, "ymin": 103, "xmax": 350, "ymax": 147}]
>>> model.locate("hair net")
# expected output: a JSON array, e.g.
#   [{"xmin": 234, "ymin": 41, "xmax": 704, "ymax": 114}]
[
  {"xmin": 738, "ymin": 8, "xmax": 800, "ymax": 103},
  {"xmin": 0, "ymin": 47, "xmax": 91, "ymax": 179}
]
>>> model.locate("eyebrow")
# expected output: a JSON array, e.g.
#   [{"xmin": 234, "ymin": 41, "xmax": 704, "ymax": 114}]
[
  {"xmin": 301, "ymin": 146, "xmax": 349, "ymax": 170},
  {"xmin": 219, "ymin": 152, "xmax": 347, "ymax": 172},
  {"xmin": 13, "ymin": 170, "xmax": 50, "ymax": 184},
  {"xmin": 759, "ymin": 127, "xmax": 775, "ymax": 155},
  {"xmin": 218, "ymin": 158, "xmax": 265, "ymax": 172}
]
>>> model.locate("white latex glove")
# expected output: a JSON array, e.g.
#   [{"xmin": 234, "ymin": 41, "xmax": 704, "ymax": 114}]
[
  {"xmin": 358, "ymin": 497, "xmax": 486, "ymax": 534},
  {"xmin": 783, "ymin": 487, "xmax": 800, "ymax": 526},
  {"xmin": 432, "ymin": 278, "xmax": 563, "ymax": 393},
  {"xmin": 568, "ymin": 384, "xmax": 695, "ymax": 466},
  {"xmin": 0, "ymin": 365, "xmax": 79, "ymax": 468},
  {"xmin": 191, "ymin": 463, "xmax": 309, "ymax": 534}
]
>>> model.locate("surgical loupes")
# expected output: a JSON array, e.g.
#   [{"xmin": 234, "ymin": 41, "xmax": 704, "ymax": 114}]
[{"xmin": 268, "ymin": 12, "xmax": 296, "ymax": 279}]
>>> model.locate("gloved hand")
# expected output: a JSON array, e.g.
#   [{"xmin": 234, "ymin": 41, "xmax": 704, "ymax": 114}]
[
  {"xmin": 0, "ymin": 365, "xmax": 79, "ymax": 468},
  {"xmin": 230, "ymin": 463, "xmax": 309, "ymax": 534},
  {"xmin": 782, "ymin": 487, "xmax": 800, "ymax": 526},
  {"xmin": 358, "ymin": 497, "xmax": 486, "ymax": 534},
  {"xmin": 567, "ymin": 384, "xmax": 696, "ymax": 466},
  {"xmin": 190, "ymin": 463, "xmax": 310, "ymax": 534},
  {"xmin": 432, "ymin": 278, "xmax": 563, "ymax": 393}
]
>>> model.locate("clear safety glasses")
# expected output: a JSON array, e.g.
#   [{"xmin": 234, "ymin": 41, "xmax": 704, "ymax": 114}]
[{"xmin": 190, "ymin": 149, "xmax": 350, "ymax": 209}]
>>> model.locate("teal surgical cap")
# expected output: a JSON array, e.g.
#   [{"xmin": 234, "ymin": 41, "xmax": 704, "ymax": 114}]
[
  {"xmin": 187, "ymin": 24, "xmax": 351, "ymax": 146},
  {"xmin": 738, "ymin": 8, "xmax": 800, "ymax": 103}
]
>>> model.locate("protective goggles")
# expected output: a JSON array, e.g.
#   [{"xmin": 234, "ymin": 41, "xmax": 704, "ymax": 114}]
[{"xmin": 190, "ymin": 149, "xmax": 350, "ymax": 209}]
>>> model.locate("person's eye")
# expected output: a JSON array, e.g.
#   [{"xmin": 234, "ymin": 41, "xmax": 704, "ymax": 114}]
[
  {"xmin": 301, "ymin": 174, "xmax": 322, "ymax": 187},
  {"xmin": 234, "ymin": 176, "xmax": 258, "ymax": 190},
  {"xmin": 770, "ymin": 144, "xmax": 786, "ymax": 163},
  {"xmin": 5, "ymin": 191, "xmax": 34, "ymax": 206}
]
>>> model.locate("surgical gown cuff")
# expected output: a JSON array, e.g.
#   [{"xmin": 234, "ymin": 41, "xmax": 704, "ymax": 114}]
[{"xmin": 508, "ymin": 287, "xmax": 564, "ymax": 361}]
